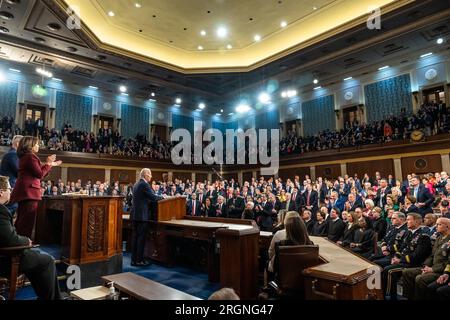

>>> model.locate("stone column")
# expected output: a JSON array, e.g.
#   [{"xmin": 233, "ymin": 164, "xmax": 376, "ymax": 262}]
[
  {"xmin": 393, "ymin": 158, "xmax": 403, "ymax": 180},
  {"xmin": 310, "ymin": 166, "xmax": 316, "ymax": 181},
  {"xmin": 441, "ymin": 154, "xmax": 450, "ymax": 173}
]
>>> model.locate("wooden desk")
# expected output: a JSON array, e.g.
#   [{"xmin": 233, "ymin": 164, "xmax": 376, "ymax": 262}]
[
  {"xmin": 258, "ymin": 233, "xmax": 382, "ymax": 300},
  {"xmin": 36, "ymin": 195, "xmax": 124, "ymax": 287},
  {"xmin": 102, "ymin": 272, "xmax": 200, "ymax": 300},
  {"xmin": 147, "ymin": 217, "xmax": 260, "ymax": 299}
]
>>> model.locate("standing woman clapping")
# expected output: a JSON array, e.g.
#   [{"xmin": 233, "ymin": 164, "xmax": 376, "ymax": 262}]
[{"xmin": 10, "ymin": 136, "xmax": 62, "ymax": 238}]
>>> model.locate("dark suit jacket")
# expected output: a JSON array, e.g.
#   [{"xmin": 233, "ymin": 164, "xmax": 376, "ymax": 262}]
[
  {"xmin": 256, "ymin": 201, "xmax": 275, "ymax": 229},
  {"xmin": 10, "ymin": 153, "xmax": 52, "ymax": 203},
  {"xmin": 186, "ymin": 199, "xmax": 202, "ymax": 216},
  {"xmin": 281, "ymin": 200, "xmax": 297, "ymax": 212},
  {"xmin": 212, "ymin": 202, "xmax": 227, "ymax": 218},
  {"xmin": 409, "ymin": 185, "xmax": 434, "ymax": 216},
  {"xmin": 327, "ymin": 218, "xmax": 346, "ymax": 242},
  {"xmin": 0, "ymin": 204, "xmax": 29, "ymax": 275},
  {"xmin": 226, "ymin": 197, "xmax": 245, "ymax": 218},
  {"xmin": 302, "ymin": 190, "xmax": 318, "ymax": 213},
  {"xmin": 374, "ymin": 186, "xmax": 391, "ymax": 208},
  {"xmin": 0, "ymin": 148, "xmax": 19, "ymax": 188},
  {"xmin": 201, "ymin": 205, "xmax": 215, "ymax": 217},
  {"xmin": 290, "ymin": 192, "xmax": 302, "ymax": 209},
  {"xmin": 130, "ymin": 179, "xmax": 163, "ymax": 221},
  {"xmin": 304, "ymin": 219, "xmax": 314, "ymax": 235},
  {"xmin": 340, "ymin": 223, "xmax": 360, "ymax": 246}
]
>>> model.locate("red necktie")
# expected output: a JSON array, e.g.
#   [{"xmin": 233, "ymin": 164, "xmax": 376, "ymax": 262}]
[
  {"xmin": 192, "ymin": 201, "xmax": 196, "ymax": 216},
  {"xmin": 292, "ymin": 193, "xmax": 296, "ymax": 201},
  {"xmin": 307, "ymin": 192, "xmax": 310, "ymax": 206}
]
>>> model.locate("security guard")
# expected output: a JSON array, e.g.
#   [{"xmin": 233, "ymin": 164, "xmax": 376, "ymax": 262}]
[
  {"xmin": 381, "ymin": 213, "xmax": 432, "ymax": 300},
  {"xmin": 401, "ymin": 218, "xmax": 450, "ymax": 299},
  {"xmin": 372, "ymin": 212, "xmax": 408, "ymax": 267}
]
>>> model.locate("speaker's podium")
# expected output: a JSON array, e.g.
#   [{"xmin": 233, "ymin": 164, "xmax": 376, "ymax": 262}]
[
  {"xmin": 154, "ymin": 196, "xmax": 187, "ymax": 221},
  {"xmin": 36, "ymin": 195, "xmax": 123, "ymax": 287},
  {"xmin": 146, "ymin": 195, "xmax": 260, "ymax": 299}
]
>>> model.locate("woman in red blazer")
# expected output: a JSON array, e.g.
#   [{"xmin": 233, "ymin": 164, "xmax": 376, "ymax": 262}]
[{"xmin": 10, "ymin": 136, "xmax": 62, "ymax": 238}]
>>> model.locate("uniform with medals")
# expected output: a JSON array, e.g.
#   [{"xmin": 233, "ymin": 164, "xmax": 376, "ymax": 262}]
[{"xmin": 381, "ymin": 228, "xmax": 432, "ymax": 299}]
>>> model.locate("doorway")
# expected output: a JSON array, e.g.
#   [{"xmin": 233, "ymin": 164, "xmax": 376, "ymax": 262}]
[
  {"xmin": 24, "ymin": 104, "xmax": 46, "ymax": 136},
  {"xmin": 422, "ymin": 85, "xmax": 445, "ymax": 104},
  {"xmin": 342, "ymin": 105, "xmax": 358, "ymax": 129},
  {"xmin": 99, "ymin": 116, "xmax": 114, "ymax": 131}
]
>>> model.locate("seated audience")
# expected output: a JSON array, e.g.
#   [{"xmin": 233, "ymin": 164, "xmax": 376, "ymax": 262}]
[
  {"xmin": 0, "ymin": 176, "xmax": 61, "ymax": 300},
  {"xmin": 401, "ymin": 217, "xmax": 449, "ymax": 300},
  {"xmin": 349, "ymin": 216, "xmax": 375, "ymax": 258}
]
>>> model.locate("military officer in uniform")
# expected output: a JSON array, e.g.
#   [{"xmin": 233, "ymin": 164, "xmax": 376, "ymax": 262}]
[
  {"xmin": 381, "ymin": 213, "xmax": 432, "ymax": 300},
  {"xmin": 371, "ymin": 212, "xmax": 408, "ymax": 267},
  {"xmin": 426, "ymin": 242, "xmax": 450, "ymax": 300},
  {"xmin": 401, "ymin": 217, "xmax": 450, "ymax": 299}
]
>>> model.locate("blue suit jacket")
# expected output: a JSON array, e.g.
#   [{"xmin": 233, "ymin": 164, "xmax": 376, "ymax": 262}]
[
  {"xmin": 130, "ymin": 179, "xmax": 163, "ymax": 222},
  {"xmin": 0, "ymin": 148, "xmax": 19, "ymax": 188}
]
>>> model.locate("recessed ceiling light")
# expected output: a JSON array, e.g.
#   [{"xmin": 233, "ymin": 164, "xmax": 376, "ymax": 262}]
[
  {"xmin": 280, "ymin": 21, "xmax": 287, "ymax": 28},
  {"xmin": 343, "ymin": 77, "xmax": 353, "ymax": 81},
  {"xmin": 198, "ymin": 45, "xmax": 204, "ymax": 50},
  {"xmin": 8, "ymin": 68, "xmax": 20, "ymax": 73},
  {"xmin": 220, "ymin": 109, "xmax": 224, "ymax": 113},
  {"xmin": 227, "ymin": 44, "xmax": 232, "ymax": 49},
  {"xmin": 236, "ymin": 103, "xmax": 251, "ymax": 113},
  {"xmin": 313, "ymin": 6, "xmax": 317, "ymax": 10},
  {"xmin": 36, "ymin": 67, "xmax": 53, "ymax": 78},
  {"xmin": 217, "ymin": 27, "xmax": 228, "ymax": 38},
  {"xmin": 52, "ymin": 78, "xmax": 62, "ymax": 82},
  {"xmin": 200, "ymin": 30, "xmax": 206, "ymax": 36},
  {"xmin": 436, "ymin": 38, "xmax": 444, "ymax": 44},
  {"xmin": 119, "ymin": 85, "xmax": 127, "ymax": 93},
  {"xmin": 199, "ymin": 103, "xmax": 206, "ymax": 109},
  {"xmin": 420, "ymin": 52, "xmax": 433, "ymax": 58},
  {"xmin": 258, "ymin": 92, "xmax": 271, "ymax": 104},
  {"xmin": 89, "ymin": 86, "xmax": 98, "ymax": 90},
  {"xmin": 254, "ymin": 34, "xmax": 261, "ymax": 42},
  {"xmin": 175, "ymin": 97, "xmax": 182, "ymax": 104},
  {"xmin": 287, "ymin": 90, "xmax": 297, "ymax": 97},
  {"xmin": 313, "ymin": 79, "xmax": 319, "ymax": 84},
  {"xmin": 378, "ymin": 65, "xmax": 389, "ymax": 70},
  {"xmin": 313, "ymin": 86, "xmax": 322, "ymax": 90},
  {"xmin": 151, "ymin": 92, "xmax": 155, "ymax": 97},
  {"xmin": 108, "ymin": 11, "xmax": 115, "ymax": 17},
  {"xmin": 135, "ymin": 3, "xmax": 141, "ymax": 8}
]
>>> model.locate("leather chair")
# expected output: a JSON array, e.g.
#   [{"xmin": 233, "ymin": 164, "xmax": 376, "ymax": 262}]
[
  {"xmin": 270, "ymin": 245, "xmax": 321, "ymax": 299},
  {"xmin": 0, "ymin": 244, "xmax": 34, "ymax": 300}
]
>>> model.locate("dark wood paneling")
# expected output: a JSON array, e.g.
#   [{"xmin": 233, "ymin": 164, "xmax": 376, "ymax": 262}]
[
  {"xmin": 151, "ymin": 171, "xmax": 166, "ymax": 182},
  {"xmin": 172, "ymin": 172, "xmax": 191, "ymax": 181},
  {"xmin": 401, "ymin": 155, "xmax": 442, "ymax": 178},
  {"xmin": 223, "ymin": 172, "xmax": 238, "ymax": 182},
  {"xmin": 316, "ymin": 164, "xmax": 341, "ymax": 180},
  {"xmin": 278, "ymin": 167, "xmax": 311, "ymax": 180},
  {"xmin": 347, "ymin": 159, "xmax": 394, "ymax": 180},
  {"xmin": 196, "ymin": 173, "xmax": 208, "ymax": 183},
  {"xmin": 67, "ymin": 168, "xmax": 105, "ymax": 183},
  {"xmin": 44, "ymin": 166, "xmax": 61, "ymax": 183},
  {"xmin": 111, "ymin": 169, "xmax": 136, "ymax": 185},
  {"xmin": 243, "ymin": 172, "xmax": 253, "ymax": 183}
]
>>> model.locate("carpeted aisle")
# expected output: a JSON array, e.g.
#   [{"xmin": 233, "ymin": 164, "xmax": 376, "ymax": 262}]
[{"xmin": 12, "ymin": 246, "xmax": 219, "ymax": 300}]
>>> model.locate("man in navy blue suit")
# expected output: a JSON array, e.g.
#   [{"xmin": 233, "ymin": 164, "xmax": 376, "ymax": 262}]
[
  {"xmin": 0, "ymin": 135, "xmax": 22, "ymax": 217},
  {"xmin": 130, "ymin": 168, "xmax": 164, "ymax": 266},
  {"xmin": 186, "ymin": 193, "xmax": 202, "ymax": 216},
  {"xmin": 409, "ymin": 175, "xmax": 434, "ymax": 217}
]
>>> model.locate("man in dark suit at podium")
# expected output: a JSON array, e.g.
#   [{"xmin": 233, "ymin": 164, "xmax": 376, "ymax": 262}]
[{"xmin": 130, "ymin": 168, "xmax": 163, "ymax": 267}]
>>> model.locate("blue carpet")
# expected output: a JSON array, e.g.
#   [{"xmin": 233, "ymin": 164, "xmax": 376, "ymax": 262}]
[
  {"xmin": 13, "ymin": 246, "xmax": 220, "ymax": 300},
  {"xmin": 122, "ymin": 253, "xmax": 220, "ymax": 299}
]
